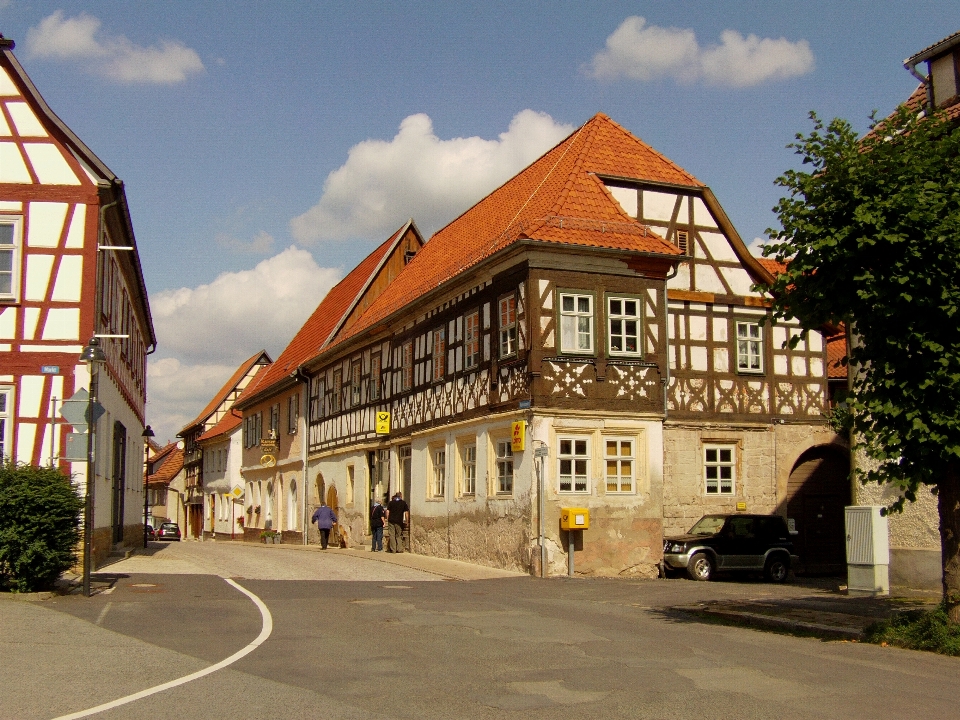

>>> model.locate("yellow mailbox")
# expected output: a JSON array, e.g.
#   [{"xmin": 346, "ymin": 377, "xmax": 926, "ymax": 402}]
[{"xmin": 560, "ymin": 507, "xmax": 590, "ymax": 530}]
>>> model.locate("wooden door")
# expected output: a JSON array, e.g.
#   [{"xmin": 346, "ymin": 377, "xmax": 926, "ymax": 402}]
[{"xmin": 787, "ymin": 446, "xmax": 850, "ymax": 574}]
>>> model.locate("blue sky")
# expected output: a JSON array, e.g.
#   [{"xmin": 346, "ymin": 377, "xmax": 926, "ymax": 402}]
[{"xmin": 1, "ymin": 1, "xmax": 957, "ymax": 441}]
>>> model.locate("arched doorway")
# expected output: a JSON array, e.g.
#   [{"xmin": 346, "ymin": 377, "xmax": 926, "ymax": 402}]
[{"xmin": 786, "ymin": 445, "xmax": 850, "ymax": 574}]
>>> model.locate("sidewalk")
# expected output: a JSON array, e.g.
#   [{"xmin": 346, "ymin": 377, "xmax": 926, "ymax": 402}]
[{"xmin": 671, "ymin": 582, "xmax": 940, "ymax": 640}]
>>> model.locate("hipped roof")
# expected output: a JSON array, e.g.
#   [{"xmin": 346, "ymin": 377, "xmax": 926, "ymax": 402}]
[{"xmin": 333, "ymin": 113, "xmax": 693, "ymax": 347}]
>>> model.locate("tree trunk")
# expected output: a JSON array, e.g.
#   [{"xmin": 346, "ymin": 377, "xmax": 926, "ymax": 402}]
[{"xmin": 939, "ymin": 460, "xmax": 960, "ymax": 624}]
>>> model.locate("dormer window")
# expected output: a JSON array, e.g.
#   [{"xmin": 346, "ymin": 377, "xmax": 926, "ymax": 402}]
[{"xmin": 929, "ymin": 49, "xmax": 960, "ymax": 108}]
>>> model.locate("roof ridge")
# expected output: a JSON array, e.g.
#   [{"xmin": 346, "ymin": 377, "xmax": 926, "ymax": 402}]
[
  {"xmin": 544, "ymin": 114, "xmax": 601, "ymax": 219},
  {"xmin": 594, "ymin": 114, "xmax": 703, "ymax": 186}
]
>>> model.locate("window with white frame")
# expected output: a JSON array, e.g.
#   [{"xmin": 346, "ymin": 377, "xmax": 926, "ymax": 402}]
[
  {"xmin": 464, "ymin": 310, "xmax": 480, "ymax": 369},
  {"xmin": 351, "ymin": 360, "xmax": 362, "ymax": 406},
  {"xmin": 269, "ymin": 404, "xmax": 280, "ymax": 438},
  {"xmin": 558, "ymin": 437, "xmax": 589, "ymax": 492},
  {"xmin": 559, "ymin": 293, "xmax": 594, "ymax": 354},
  {"xmin": 243, "ymin": 413, "xmax": 262, "ymax": 448},
  {"xmin": 736, "ymin": 321, "xmax": 763, "ymax": 373},
  {"xmin": 370, "ymin": 353, "xmax": 382, "ymax": 401},
  {"xmin": 332, "ymin": 369, "xmax": 342, "ymax": 413},
  {"xmin": 604, "ymin": 438, "xmax": 635, "ymax": 493},
  {"xmin": 461, "ymin": 443, "xmax": 476, "ymax": 496},
  {"xmin": 432, "ymin": 447, "xmax": 446, "ymax": 498},
  {"xmin": 704, "ymin": 444, "xmax": 736, "ymax": 495},
  {"xmin": 433, "ymin": 327, "xmax": 446, "ymax": 381},
  {"xmin": 0, "ymin": 387, "xmax": 9, "ymax": 461},
  {"xmin": 499, "ymin": 295, "xmax": 517, "ymax": 357},
  {"xmin": 0, "ymin": 217, "xmax": 22, "ymax": 301},
  {"xmin": 607, "ymin": 296, "xmax": 642, "ymax": 356},
  {"xmin": 494, "ymin": 440, "xmax": 514, "ymax": 494}
]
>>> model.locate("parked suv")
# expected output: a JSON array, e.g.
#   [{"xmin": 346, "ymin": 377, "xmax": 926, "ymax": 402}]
[{"xmin": 662, "ymin": 514, "xmax": 798, "ymax": 582}]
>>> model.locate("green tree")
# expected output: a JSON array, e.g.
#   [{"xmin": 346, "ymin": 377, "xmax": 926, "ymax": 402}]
[
  {"xmin": 0, "ymin": 462, "xmax": 84, "ymax": 592},
  {"xmin": 763, "ymin": 105, "xmax": 960, "ymax": 621}
]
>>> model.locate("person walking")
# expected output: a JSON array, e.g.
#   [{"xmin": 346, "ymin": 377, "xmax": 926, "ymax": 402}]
[
  {"xmin": 311, "ymin": 501, "xmax": 337, "ymax": 550},
  {"xmin": 370, "ymin": 498, "xmax": 386, "ymax": 552},
  {"xmin": 386, "ymin": 492, "xmax": 409, "ymax": 553}
]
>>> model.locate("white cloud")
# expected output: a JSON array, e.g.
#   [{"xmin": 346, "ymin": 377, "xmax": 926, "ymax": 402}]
[
  {"xmin": 215, "ymin": 230, "xmax": 275, "ymax": 254},
  {"xmin": 25, "ymin": 11, "xmax": 203, "ymax": 84},
  {"xmin": 290, "ymin": 109, "xmax": 574, "ymax": 244},
  {"xmin": 145, "ymin": 247, "xmax": 340, "ymax": 440},
  {"xmin": 151, "ymin": 246, "xmax": 340, "ymax": 365},
  {"xmin": 587, "ymin": 16, "xmax": 814, "ymax": 87}
]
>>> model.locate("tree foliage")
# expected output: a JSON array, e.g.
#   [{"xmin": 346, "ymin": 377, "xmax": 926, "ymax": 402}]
[
  {"xmin": 764, "ymin": 106, "xmax": 960, "ymax": 499},
  {"xmin": 0, "ymin": 462, "xmax": 83, "ymax": 593}
]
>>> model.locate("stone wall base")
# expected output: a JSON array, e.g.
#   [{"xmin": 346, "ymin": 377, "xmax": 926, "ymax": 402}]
[
  {"xmin": 890, "ymin": 547, "xmax": 942, "ymax": 591},
  {"xmin": 413, "ymin": 506, "xmax": 532, "ymax": 574}
]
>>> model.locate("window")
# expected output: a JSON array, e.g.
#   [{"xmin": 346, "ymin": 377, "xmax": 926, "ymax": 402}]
[
  {"xmin": 332, "ymin": 369, "xmax": 342, "ymax": 413},
  {"xmin": 0, "ymin": 388, "xmax": 10, "ymax": 460},
  {"xmin": 464, "ymin": 311, "xmax": 480, "ymax": 369},
  {"xmin": 495, "ymin": 440, "xmax": 513, "ymax": 494},
  {"xmin": 310, "ymin": 377, "xmax": 324, "ymax": 419},
  {"xmin": 604, "ymin": 438, "xmax": 635, "ymax": 493},
  {"xmin": 287, "ymin": 393, "xmax": 299, "ymax": 434},
  {"xmin": 0, "ymin": 216, "xmax": 21, "ymax": 301},
  {"xmin": 461, "ymin": 443, "xmax": 476, "ymax": 496},
  {"xmin": 370, "ymin": 353, "xmax": 381, "ymax": 401},
  {"xmin": 499, "ymin": 295, "xmax": 517, "ymax": 357},
  {"xmin": 243, "ymin": 413, "xmax": 262, "ymax": 448},
  {"xmin": 736, "ymin": 321, "xmax": 763, "ymax": 373},
  {"xmin": 432, "ymin": 328, "xmax": 446, "ymax": 381},
  {"xmin": 676, "ymin": 229, "xmax": 689, "ymax": 254},
  {"xmin": 558, "ymin": 437, "xmax": 589, "ymax": 493},
  {"xmin": 432, "ymin": 447, "xmax": 446, "ymax": 498},
  {"xmin": 607, "ymin": 296, "xmax": 642, "ymax": 356},
  {"xmin": 559, "ymin": 293, "xmax": 594, "ymax": 354},
  {"xmin": 351, "ymin": 360, "xmax": 362, "ymax": 406},
  {"xmin": 704, "ymin": 445, "xmax": 736, "ymax": 495},
  {"xmin": 346, "ymin": 466, "xmax": 354, "ymax": 506},
  {"xmin": 401, "ymin": 342, "xmax": 413, "ymax": 391},
  {"xmin": 269, "ymin": 404, "xmax": 280, "ymax": 439}
]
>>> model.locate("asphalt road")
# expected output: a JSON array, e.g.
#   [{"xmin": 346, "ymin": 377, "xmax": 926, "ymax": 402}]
[{"xmin": 2, "ymin": 541, "xmax": 958, "ymax": 720}]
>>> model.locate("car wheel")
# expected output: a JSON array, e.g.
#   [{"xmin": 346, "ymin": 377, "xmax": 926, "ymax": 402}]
[
  {"xmin": 688, "ymin": 552, "xmax": 714, "ymax": 581},
  {"xmin": 764, "ymin": 555, "xmax": 789, "ymax": 583}
]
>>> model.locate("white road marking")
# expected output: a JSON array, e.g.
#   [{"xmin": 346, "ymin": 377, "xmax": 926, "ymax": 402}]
[
  {"xmin": 94, "ymin": 602, "xmax": 111, "ymax": 626},
  {"xmin": 51, "ymin": 578, "xmax": 273, "ymax": 720}
]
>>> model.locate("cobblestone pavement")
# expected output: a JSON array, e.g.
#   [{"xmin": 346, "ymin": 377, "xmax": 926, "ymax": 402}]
[{"xmin": 103, "ymin": 539, "xmax": 443, "ymax": 582}]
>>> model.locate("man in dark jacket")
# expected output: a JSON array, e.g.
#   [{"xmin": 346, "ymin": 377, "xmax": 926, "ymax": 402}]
[
  {"xmin": 311, "ymin": 501, "xmax": 337, "ymax": 549},
  {"xmin": 370, "ymin": 499, "xmax": 386, "ymax": 552},
  {"xmin": 386, "ymin": 492, "xmax": 409, "ymax": 553}
]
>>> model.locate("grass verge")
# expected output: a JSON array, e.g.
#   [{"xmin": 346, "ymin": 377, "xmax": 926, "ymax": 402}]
[{"xmin": 863, "ymin": 605, "xmax": 960, "ymax": 656}]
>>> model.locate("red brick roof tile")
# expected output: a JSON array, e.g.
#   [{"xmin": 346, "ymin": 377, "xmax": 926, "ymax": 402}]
[
  {"xmin": 826, "ymin": 331, "xmax": 847, "ymax": 380},
  {"xmin": 335, "ymin": 114, "xmax": 693, "ymax": 346},
  {"xmin": 147, "ymin": 443, "xmax": 184, "ymax": 486},
  {"xmin": 757, "ymin": 257, "xmax": 787, "ymax": 276}
]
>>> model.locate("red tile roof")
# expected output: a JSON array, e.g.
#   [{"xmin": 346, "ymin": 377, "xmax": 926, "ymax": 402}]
[
  {"xmin": 198, "ymin": 408, "xmax": 242, "ymax": 443},
  {"xmin": 335, "ymin": 113, "xmax": 691, "ymax": 345},
  {"xmin": 235, "ymin": 221, "xmax": 416, "ymax": 406},
  {"xmin": 756, "ymin": 257, "xmax": 787, "ymax": 276},
  {"xmin": 179, "ymin": 350, "xmax": 270, "ymax": 435},
  {"xmin": 826, "ymin": 331, "xmax": 847, "ymax": 380},
  {"xmin": 147, "ymin": 442, "xmax": 184, "ymax": 486},
  {"xmin": 902, "ymin": 83, "xmax": 960, "ymax": 123}
]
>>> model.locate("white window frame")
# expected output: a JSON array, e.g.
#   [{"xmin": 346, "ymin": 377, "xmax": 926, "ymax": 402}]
[
  {"xmin": 369, "ymin": 353, "xmax": 382, "ymax": 401},
  {"xmin": 401, "ymin": 342, "xmax": 413, "ymax": 391},
  {"xmin": 0, "ymin": 387, "xmax": 10, "ymax": 461},
  {"xmin": 351, "ymin": 360, "xmax": 362, "ymax": 407},
  {"xmin": 704, "ymin": 444, "xmax": 736, "ymax": 495},
  {"xmin": 736, "ymin": 321, "xmax": 764, "ymax": 373},
  {"xmin": 495, "ymin": 440, "xmax": 513, "ymax": 495},
  {"xmin": 558, "ymin": 436, "xmax": 590, "ymax": 493},
  {"xmin": 498, "ymin": 295, "xmax": 517, "ymax": 358},
  {"xmin": 0, "ymin": 215, "xmax": 22, "ymax": 302},
  {"xmin": 431, "ymin": 446, "xmax": 446, "ymax": 498},
  {"xmin": 460, "ymin": 442, "xmax": 476, "ymax": 496},
  {"xmin": 432, "ymin": 327, "xmax": 446, "ymax": 381},
  {"xmin": 606, "ymin": 295, "xmax": 643, "ymax": 357},
  {"xmin": 603, "ymin": 437, "xmax": 635, "ymax": 494},
  {"xmin": 287, "ymin": 393, "xmax": 299, "ymax": 434},
  {"xmin": 559, "ymin": 292, "xmax": 594, "ymax": 354},
  {"xmin": 464, "ymin": 310, "xmax": 480, "ymax": 369}
]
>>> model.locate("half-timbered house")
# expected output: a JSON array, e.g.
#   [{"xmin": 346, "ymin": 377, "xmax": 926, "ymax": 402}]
[
  {"xmin": 234, "ymin": 220, "xmax": 424, "ymax": 544},
  {"xmin": 177, "ymin": 349, "xmax": 269, "ymax": 539},
  {"xmin": 293, "ymin": 113, "xmax": 840, "ymax": 576},
  {"xmin": 0, "ymin": 36, "xmax": 155, "ymax": 566}
]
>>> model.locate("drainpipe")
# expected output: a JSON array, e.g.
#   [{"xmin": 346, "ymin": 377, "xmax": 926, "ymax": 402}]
[{"xmin": 903, "ymin": 58, "xmax": 932, "ymax": 111}]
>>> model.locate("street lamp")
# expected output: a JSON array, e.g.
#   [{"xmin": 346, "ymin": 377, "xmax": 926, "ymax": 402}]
[
  {"xmin": 80, "ymin": 336, "xmax": 105, "ymax": 598},
  {"xmin": 142, "ymin": 426, "xmax": 155, "ymax": 548}
]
